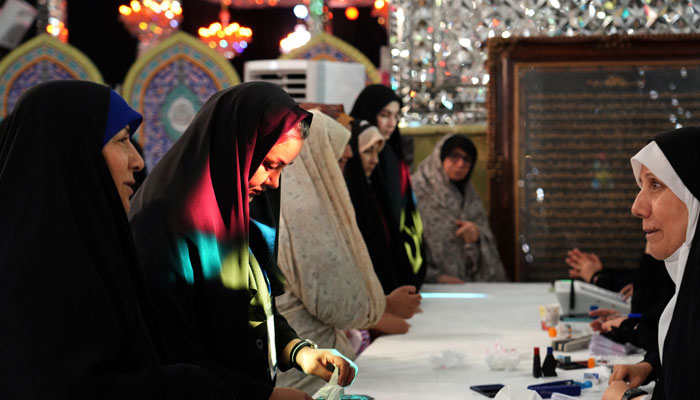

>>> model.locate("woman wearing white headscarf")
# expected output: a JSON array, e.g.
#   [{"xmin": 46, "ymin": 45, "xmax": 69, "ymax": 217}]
[
  {"xmin": 603, "ymin": 127, "xmax": 700, "ymax": 400},
  {"xmin": 275, "ymin": 111, "xmax": 392, "ymax": 394}
]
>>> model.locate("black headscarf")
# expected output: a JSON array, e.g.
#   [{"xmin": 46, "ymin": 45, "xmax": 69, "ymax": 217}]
[
  {"xmin": 349, "ymin": 85, "xmax": 426, "ymax": 287},
  {"xmin": 350, "ymin": 84, "xmax": 404, "ymax": 160},
  {"xmin": 350, "ymin": 85, "xmax": 406, "ymax": 220},
  {"xmin": 634, "ymin": 127, "xmax": 700, "ymax": 400},
  {"xmin": 344, "ymin": 119, "xmax": 419, "ymax": 293},
  {"xmin": 0, "ymin": 81, "xmax": 234, "ymax": 399},
  {"xmin": 129, "ymin": 82, "xmax": 312, "ymax": 399}
]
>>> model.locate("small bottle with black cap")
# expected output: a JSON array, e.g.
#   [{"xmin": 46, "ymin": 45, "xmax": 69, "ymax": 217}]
[{"xmin": 541, "ymin": 346, "xmax": 557, "ymax": 377}]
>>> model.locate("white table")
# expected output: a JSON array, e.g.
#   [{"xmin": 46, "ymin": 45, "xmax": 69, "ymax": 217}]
[{"xmin": 346, "ymin": 283, "xmax": 641, "ymax": 399}]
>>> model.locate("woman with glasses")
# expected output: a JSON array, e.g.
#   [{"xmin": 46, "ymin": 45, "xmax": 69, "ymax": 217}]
[{"xmin": 412, "ymin": 134, "xmax": 507, "ymax": 283}]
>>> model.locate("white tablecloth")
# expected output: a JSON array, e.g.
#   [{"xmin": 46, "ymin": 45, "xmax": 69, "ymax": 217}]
[{"xmin": 344, "ymin": 283, "xmax": 641, "ymax": 399}]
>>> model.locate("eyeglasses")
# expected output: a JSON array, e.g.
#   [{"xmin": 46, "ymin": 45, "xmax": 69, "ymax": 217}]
[{"xmin": 446, "ymin": 153, "xmax": 472, "ymax": 164}]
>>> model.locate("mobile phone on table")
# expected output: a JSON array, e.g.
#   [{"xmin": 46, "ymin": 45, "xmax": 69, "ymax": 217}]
[{"xmin": 469, "ymin": 384, "xmax": 504, "ymax": 398}]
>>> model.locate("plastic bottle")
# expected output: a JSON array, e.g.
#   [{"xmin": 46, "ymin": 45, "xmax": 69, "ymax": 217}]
[
  {"xmin": 532, "ymin": 347, "xmax": 542, "ymax": 378},
  {"xmin": 541, "ymin": 346, "xmax": 557, "ymax": 377}
]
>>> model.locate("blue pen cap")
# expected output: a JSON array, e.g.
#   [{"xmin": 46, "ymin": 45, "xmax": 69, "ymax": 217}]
[
  {"xmin": 589, "ymin": 305, "xmax": 599, "ymax": 311},
  {"xmin": 628, "ymin": 313, "xmax": 643, "ymax": 319}
]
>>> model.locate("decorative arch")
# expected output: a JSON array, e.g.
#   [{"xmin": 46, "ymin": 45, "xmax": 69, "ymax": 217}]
[
  {"xmin": 279, "ymin": 32, "xmax": 381, "ymax": 86},
  {"xmin": 0, "ymin": 34, "xmax": 104, "ymax": 118},
  {"xmin": 122, "ymin": 32, "xmax": 240, "ymax": 169}
]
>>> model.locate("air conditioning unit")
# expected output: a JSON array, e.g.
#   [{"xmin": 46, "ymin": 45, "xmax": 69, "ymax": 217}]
[{"xmin": 244, "ymin": 59, "xmax": 366, "ymax": 113}]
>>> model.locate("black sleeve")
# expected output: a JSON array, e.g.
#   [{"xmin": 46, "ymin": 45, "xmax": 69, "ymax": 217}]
[
  {"xmin": 606, "ymin": 254, "xmax": 673, "ymax": 354},
  {"xmin": 631, "ymin": 254, "xmax": 674, "ymax": 324},
  {"xmin": 145, "ymin": 281, "xmax": 275, "ymax": 400},
  {"xmin": 610, "ymin": 318, "xmax": 658, "ymax": 353},
  {"xmin": 592, "ymin": 268, "xmax": 635, "ymax": 292},
  {"xmin": 642, "ymin": 351, "xmax": 660, "ymax": 385},
  {"xmin": 274, "ymin": 299, "xmax": 300, "ymax": 371}
]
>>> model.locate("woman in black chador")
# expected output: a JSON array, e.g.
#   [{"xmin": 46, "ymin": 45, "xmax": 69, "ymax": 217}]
[
  {"xmin": 604, "ymin": 127, "xmax": 700, "ymax": 400},
  {"xmin": 129, "ymin": 82, "xmax": 355, "ymax": 400},
  {"xmin": 349, "ymin": 85, "xmax": 426, "ymax": 290},
  {"xmin": 0, "ymin": 80, "xmax": 236, "ymax": 398}
]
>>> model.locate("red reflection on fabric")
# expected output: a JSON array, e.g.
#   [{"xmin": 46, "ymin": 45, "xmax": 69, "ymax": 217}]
[
  {"xmin": 399, "ymin": 160, "xmax": 410, "ymax": 197},
  {"xmin": 184, "ymin": 157, "xmax": 246, "ymax": 240}
]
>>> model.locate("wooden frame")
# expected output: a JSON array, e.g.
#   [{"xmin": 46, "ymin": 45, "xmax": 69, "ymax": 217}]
[{"xmin": 487, "ymin": 34, "xmax": 700, "ymax": 281}]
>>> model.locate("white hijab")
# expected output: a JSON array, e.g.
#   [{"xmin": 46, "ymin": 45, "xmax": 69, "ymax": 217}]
[
  {"xmin": 631, "ymin": 141, "xmax": 700, "ymax": 362},
  {"xmin": 357, "ymin": 122, "xmax": 385, "ymax": 153}
]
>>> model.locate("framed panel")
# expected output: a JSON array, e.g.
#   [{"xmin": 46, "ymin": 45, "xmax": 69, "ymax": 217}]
[{"xmin": 487, "ymin": 34, "xmax": 700, "ymax": 281}]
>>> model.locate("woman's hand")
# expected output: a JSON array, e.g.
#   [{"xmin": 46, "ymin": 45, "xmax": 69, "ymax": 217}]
[
  {"xmin": 372, "ymin": 312, "xmax": 410, "ymax": 334},
  {"xmin": 455, "ymin": 220, "xmax": 479, "ymax": 243},
  {"xmin": 609, "ymin": 362, "xmax": 653, "ymax": 388},
  {"xmin": 437, "ymin": 274, "xmax": 465, "ymax": 284},
  {"xmin": 619, "ymin": 283, "xmax": 634, "ymax": 301},
  {"xmin": 296, "ymin": 348, "xmax": 356, "ymax": 386},
  {"xmin": 600, "ymin": 316, "xmax": 627, "ymax": 332},
  {"xmin": 602, "ymin": 381, "xmax": 631, "ymax": 400},
  {"xmin": 589, "ymin": 308, "xmax": 622, "ymax": 332},
  {"xmin": 269, "ymin": 388, "xmax": 313, "ymax": 400},
  {"xmin": 589, "ymin": 308, "xmax": 620, "ymax": 319},
  {"xmin": 565, "ymin": 248, "xmax": 603, "ymax": 282},
  {"xmin": 385, "ymin": 285, "xmax": 421, "ymax": 318}
]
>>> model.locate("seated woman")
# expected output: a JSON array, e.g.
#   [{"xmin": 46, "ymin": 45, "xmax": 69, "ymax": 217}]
[
  {"xmin": 350, "ymin": 85, "xmax": 426, "ymax": 288},
  {"xmin": 275, "ymin": 110, "xmax": 417, "ymax": 394},
  {"xmin": 0, "ymin": 80, "xmax": 236, "ymax": 398},
  {"xmin": 128, "ymin": 83, "xmax": 354, "ymax": 400},
  {"xmin": 344, "ymin": 120, "xmax": 424, "ymax": 303},
  {"xmin": 602, "ymin": 127, "xmax": 700, "ymax": 400},
  {"xmin": 412, "ymin": 134, "xmax": 506, "ymax": 283}
]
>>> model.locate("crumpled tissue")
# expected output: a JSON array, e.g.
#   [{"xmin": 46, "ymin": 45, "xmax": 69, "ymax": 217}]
[
  {"xmin": 485, "ymin": 342, "xmax": 521, "ymax": 371},
  {"xmin": 494, "ymin": 386, "xmax": 543, "ymax": 400},
  {"xmin": 316, "ymin": 367, "xmax": 344, "ymax": 400},
  {"xmin": 428, "ymin": 350, "xmax": 465, "ymax": 369}
]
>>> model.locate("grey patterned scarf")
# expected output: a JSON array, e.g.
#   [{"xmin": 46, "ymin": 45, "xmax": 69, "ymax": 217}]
[{"xmin": 412, "ymin": 134, "xmax": 507, "ymax": 282}]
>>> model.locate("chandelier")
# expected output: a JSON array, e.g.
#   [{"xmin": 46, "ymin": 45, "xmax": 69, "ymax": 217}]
[
  {"xmin": 119, "ymin": 0, "xmax": 183, "ymax": 53},
  {"xmin": 198, "ymin": 0, "xmax": 252, "ymax": 59},
  {"xmin": 279, "ymin": 23, "xmax": 310, "ymax": 54},
  {"xmin": 42, "ymin": 0, "xmax": 69, "ymax": 42}
]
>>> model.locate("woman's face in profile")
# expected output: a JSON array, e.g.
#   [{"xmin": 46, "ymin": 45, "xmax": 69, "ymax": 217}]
[
  {"xmin": 102, "ymin": 127, "xmax": 145, "ymax": 212},
  {"xmin": 375, "ymin": 101, "xmax": 400, "ymax": 139},
  {"xmin": 360, "ymin": 141, "xmax": 382, "ymax": 178},
  {"xmin": 248, "ymin": 132, "xmax": 304, "ymax": 202},
  {"xmin": 442, "ymin": 147, "xmax": 472, "ymax": 182},
  {"xmin": 631, "ymin": 165, "xmax": 688, "ymax": 260}
]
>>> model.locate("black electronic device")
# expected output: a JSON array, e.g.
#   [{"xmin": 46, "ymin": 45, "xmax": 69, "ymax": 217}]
[{"xmin": 557, "ymin": 360, "xmax": 589, "ymax": 370}]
